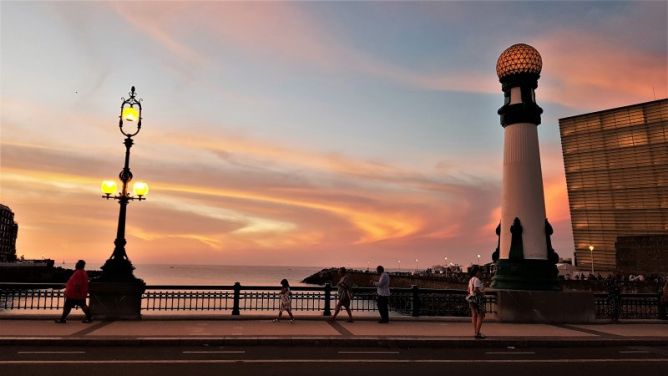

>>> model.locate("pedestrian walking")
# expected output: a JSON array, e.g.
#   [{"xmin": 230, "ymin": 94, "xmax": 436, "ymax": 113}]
[
  {"xmin": 660, "ymin": 279, "xmax": 668, "ymax": 320},
  {"xmin": 467, "ymin": 265, "xmax": 485, "ymax": 338},
  {"xmin": 273, "ymin": 278, "xmax": 294, "ymax": 323},
  {"xmin": 55, "ymin": 260, "xmax": 92, "ymax": 324},
  {"xmin": 329, "ymin": 267, "xmax": 354, "ymax": 322},
  {"xmin": 373, "ymin": 265, "xmax": 390, "ymax": 323},
  {"xmin": 606, "ymin": 275, "xmax": 621, "ymax": 322}
]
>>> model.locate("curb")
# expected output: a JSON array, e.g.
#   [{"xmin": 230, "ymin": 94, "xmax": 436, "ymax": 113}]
[{"xmin": 1, "ymin": 336, "xmax": 667, "ymax": 348}]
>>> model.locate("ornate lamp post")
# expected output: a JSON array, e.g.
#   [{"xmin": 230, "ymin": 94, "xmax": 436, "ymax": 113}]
[
  {"xmin": 98, "ymin": 86, "xmax": 149, "ymax": 281},
  {"xmin": 90, "ymin": 87, "xmax": 148, "ymax": 320}
]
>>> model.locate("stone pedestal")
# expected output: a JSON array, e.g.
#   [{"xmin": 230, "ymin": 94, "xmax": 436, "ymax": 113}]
[
  {"xmin": 492, "ymin": 259, "xmax": 560, "ymax": 291},
  {"xmin": 494, "ymin": 289, "xmax": 595, "ymax": 323},
  {"xmin": 89, "ymin": 280, "xmax": 145, "ymax": 320}
]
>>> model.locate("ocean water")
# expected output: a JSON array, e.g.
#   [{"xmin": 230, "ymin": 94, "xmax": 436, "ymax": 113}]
[{"xmin": 131, "ymin": 264, "xmax": 324, "ymax": 286}]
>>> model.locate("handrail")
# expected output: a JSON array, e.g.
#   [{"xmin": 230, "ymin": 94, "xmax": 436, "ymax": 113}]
[{"xmin": 2, "ymin": 283, "xmax": 662, "ymax": 320}]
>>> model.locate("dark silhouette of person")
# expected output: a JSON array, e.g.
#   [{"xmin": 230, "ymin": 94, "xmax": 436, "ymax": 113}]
[
  {"xmin": 329, "ymin": 267, "xmax": 354, "ymax": 322},
  {"xmin": 374, "ymin": 265, "xmax": 390, "ymax": 323},
  {"xmin": 55, "ymin": 260, "xmax": 92, "ymax": 323}
]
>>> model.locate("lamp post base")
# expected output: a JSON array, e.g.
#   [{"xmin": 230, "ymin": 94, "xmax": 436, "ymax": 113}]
[
  {"xmin": 89, "ymin": 280, "xmax": 145, "ymax": 320},
  {"xmin": 492, "ymin": 289, "xmax": 595, "ymax": 323},
  {"xmin": 98, "ymin": 257, "xmax": 138, "ymax": 282},
  {"xmin": 491, "ymin": 259, "xmax": 560, "ymax": 291}
]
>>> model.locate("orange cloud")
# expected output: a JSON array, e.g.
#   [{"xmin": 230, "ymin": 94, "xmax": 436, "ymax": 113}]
[{"xmin": 534, "ymin": 31, "xmax": 667, "ymax": 110}]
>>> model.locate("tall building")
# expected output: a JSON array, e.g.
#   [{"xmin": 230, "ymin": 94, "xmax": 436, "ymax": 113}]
[
  {"xmin": 0, "ymin": 204, "xmax": 19, "ymax": 262},
  {"xmin": 559, "ymin": 99, "xmax": 668, "ymax": 272}
]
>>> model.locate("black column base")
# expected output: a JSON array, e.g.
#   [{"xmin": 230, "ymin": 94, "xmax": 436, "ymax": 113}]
[
  {"xmin": 98, "ymin": 258, "xmax": 138, "ymax": 282},
  {"xmin": 491, "ymin": 259, "xmax": 560, "ymax": 291},
  {"xmin": 89, "ymin": 280, "xmax": 146, "ymax": 320}
]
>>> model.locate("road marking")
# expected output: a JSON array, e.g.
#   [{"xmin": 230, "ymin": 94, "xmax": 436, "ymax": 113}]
[
  {"xmin": 0, "ymin": 337, "xmax": 64, "ymax": 340},
  {"xmin": 182, "ymin": 351, "xmax": 246, "ymax": 354},
  {"xmin": 137, "ymin": 337, "xmax": 219, "ymax": 340},
  {"xmin": 619, "ymin": 350, "xmax": 650, "ymax": 354},
  {"xmin": 2, "ymin": 358, "xmax": 666, "ymax": 365},
  {"xmin": 337, "ymin": 351, "xmax": 400, "ymax": 354},
  {"xmin": 485, "ymin": 351, "xmax": 535, "ymax": 355},
  {"xmin": 17, "ymin": 351, "xmax": 86, "ymax": 354}
]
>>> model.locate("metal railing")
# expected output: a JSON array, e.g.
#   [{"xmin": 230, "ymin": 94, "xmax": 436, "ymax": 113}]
[
  {"xmin": 141, "ymin": 283, "xmax": 493, "ymax": 316},
  {"xmin": 0, "ymin": 283, "xmax": 66, "ymax": 310},
  {"xmin": 593, "ymin": 292, "xmax": 663, "ymax": 320},
  {"xmin": 0, "ymin": 282, "xmax": 495, "ymax": 317},
  {"xmin": 1, "ymin": 282, "xmax": 663, "ymax": 320}
]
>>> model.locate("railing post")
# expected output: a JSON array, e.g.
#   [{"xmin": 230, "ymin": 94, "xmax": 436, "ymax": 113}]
[
  {"xmin": 232, "ymin": 282, "xmax": 241, "ymax": 316},
  {"xmin": 411, "ymin": 285, "xmax": 420, "ymax": 317},
  {"xmin": 658, "ymin": 291, "xmax": 667, "ymax": 320},
  {"xmin": 323, "ymin": 283, "xmax": 332, "ymax": 317}
]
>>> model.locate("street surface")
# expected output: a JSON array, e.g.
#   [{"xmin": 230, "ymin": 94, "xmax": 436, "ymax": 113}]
[{"xmin": 1, "ymin": 345, "xmax": 667, "ymax": 376}]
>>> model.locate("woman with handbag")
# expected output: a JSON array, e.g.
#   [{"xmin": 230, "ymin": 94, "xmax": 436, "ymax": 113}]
[
  {"xmin": 467, "ymin": 265, "xmax": 486, "ymax": 339},
  {"xmin": 329, "ymin": 267, "xmax": 354, "ymax": 322}
]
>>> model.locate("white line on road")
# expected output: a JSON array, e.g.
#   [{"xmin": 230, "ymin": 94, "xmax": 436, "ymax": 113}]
[
  {"xmin": 618, "ymin": 350, "xmax": 650, "ymax": 354},
  {"xmin": 137, "ymin": 337, "xmax": 220, "ymax": 340},
  {"xmin": 17, "ymin": 351, "xmax": 86, "ymax": 354},
  {"xmin": 182, "ymin": 351, "xmax": 246, "ymax": 354},
  {"xmin": 0, "ymin": 337, "xmax": 64, "ymax": 340},
  {"xmin": 2, "ymin": 358, "xmax": 666, "ymax": 365},
  {"xmin": 485, "ymin": 351, "xmax": 535, "ymax": 355},
  {"xmin": 337, "ymin": 351, "xmax": 400, "ymax": 354}
]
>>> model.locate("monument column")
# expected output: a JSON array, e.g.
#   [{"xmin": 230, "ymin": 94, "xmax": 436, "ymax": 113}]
[{"xmin": 491, "ymin": 43, "xmax": 559, "ymax": 291}]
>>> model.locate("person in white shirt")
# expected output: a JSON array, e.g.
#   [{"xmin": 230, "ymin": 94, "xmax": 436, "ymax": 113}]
[
  {"xmin": 374, "ymin": 265, "xmax": 391, "ymax": 323},
  {"xmin": 467, "ymin": 265, "xmax": 486, "ymax": 339}
]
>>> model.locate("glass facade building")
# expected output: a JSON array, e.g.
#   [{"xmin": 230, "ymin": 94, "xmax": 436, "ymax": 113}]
[{"xmin": 559, "ymin": 99, "xmax": 668, "ymax": 271}]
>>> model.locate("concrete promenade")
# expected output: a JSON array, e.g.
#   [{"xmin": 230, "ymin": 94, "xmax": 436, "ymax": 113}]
[{"xmin": 1, "ymin": 315, "xmax": 666, "ymax": 347}]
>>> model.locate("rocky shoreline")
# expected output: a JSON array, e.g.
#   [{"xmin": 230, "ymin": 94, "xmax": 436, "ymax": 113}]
[
  {"xmin": 0, "ymin": 265, "xmax": 101, "ymax": 283},
  {"xmin": 302, "ymin": 268, "xmax": 467, "ymax": 289}
]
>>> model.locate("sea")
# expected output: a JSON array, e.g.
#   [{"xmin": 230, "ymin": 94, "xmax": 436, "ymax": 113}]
[{"xmin": 84, "ymin": 264, "xmax": 325, "ymax": 287}]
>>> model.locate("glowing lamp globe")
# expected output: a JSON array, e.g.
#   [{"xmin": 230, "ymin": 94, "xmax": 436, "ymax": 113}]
[
  {"xmin": 122, "ymin": 106, "xmax": 139, "ymax": 122},
  {"xmin": 101, "ymin": 180, "xmax": 118, "ymax": 195},
  {"xmin": 496, "ymin": 43, "xmax": 542, "ymax": 80},
  {"xmin": 133, "ymin": 181, "xmax": 149, "ymax": 197}
]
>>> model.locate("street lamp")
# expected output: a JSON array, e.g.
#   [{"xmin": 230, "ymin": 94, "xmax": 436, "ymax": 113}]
[
  {"xmin": 415, "ymin": 258, "xmax": 419, "ymax": 273},
  {"xmin": 99, "ymin": 86, "xmax": 148, "ymax": 281},
  {"xmin": 397, "ymin": 260, "xmax": 401, "ymax": 272},
  {"xmin": 477, "ymin": 254, "xmax": 481, "ymax": 265},
  {"xmin": 588, "ymin": 245, "xmax": 595, "ymax": 275},
  {"xmin": 444, "ymin": 257, "xmax": 448, "ymax": 277}
]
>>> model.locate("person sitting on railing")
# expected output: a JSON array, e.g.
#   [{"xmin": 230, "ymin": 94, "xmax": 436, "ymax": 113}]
[
  {"xmin": 55, "ymin": 260, "xmax": 92, "ymax": 324},
  {"xmin": 273, "ymin": 279, "xmax": 295, "ymax": 323},
  {"xmin": 329, "ymin": 267, "xmax": 354, "ymax": 323}
]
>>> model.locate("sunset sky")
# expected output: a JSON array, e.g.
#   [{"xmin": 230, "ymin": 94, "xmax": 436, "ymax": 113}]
[{"xmin": 1, "ymin": 1, "xmax": 666, "ymax": 269}]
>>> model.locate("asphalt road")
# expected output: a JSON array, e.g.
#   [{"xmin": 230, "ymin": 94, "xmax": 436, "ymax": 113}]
[{"xmin": 1, "ymin": 345, "xmax": 667, "ymax": 376}]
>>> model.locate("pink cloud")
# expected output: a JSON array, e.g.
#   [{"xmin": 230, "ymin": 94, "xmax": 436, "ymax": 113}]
[{"xmin": 534, "ymin": 31, "xmax": 667, "ymax": 110}]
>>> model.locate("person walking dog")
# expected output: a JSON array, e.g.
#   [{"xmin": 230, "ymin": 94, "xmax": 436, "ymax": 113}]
[
  {"xmin": 374, "ymin": 265, "xmax": 390, "ymax": 323},
  {"xmin": 55, "ymin": 260, "xmax": 92, "ymax": 323}
]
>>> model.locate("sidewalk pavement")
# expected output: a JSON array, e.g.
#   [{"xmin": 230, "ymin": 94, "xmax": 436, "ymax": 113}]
[{"xmin": 1, "ymin": 315, "xmax": 666, "ymax": 347}]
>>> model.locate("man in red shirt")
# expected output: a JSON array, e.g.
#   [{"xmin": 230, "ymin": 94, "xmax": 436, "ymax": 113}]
[{"xmin": 55, "ymin": 260, "xmax": 92, "ymax": 323}]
